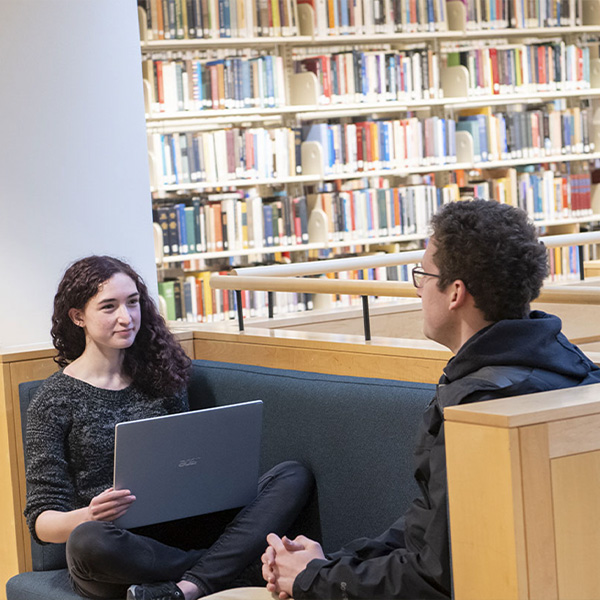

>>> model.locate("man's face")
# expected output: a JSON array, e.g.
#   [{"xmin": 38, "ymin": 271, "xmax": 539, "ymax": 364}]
[{"xmin": 417, "ymin": 239, "xmax": 455, "ymax": 349}]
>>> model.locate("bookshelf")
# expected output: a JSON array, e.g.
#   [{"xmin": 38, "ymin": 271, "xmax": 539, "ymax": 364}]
[{"xmin": 137, "ymin": 0, "xmax": 600, "ymax": 323}]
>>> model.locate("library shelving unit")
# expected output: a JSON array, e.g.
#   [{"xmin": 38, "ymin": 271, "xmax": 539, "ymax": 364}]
[{"xmin": 137, "ymin": 0, "xmax": 600, "ymax": 322}]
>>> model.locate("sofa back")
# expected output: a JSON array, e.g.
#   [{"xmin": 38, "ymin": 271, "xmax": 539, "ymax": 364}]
[
  {"xmin": 18, "ymin": 361, "xmax": 435, "ymax": 570},
  {"xmin": 188, "ymin": 360, "xmax": 435, "ymax": 552}
]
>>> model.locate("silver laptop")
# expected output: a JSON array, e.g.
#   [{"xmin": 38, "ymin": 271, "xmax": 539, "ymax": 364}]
[{"xmin": 112, "ymin": 400, "xmax": 263, "ymax": 529}]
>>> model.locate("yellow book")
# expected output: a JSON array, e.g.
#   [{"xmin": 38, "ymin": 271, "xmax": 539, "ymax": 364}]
[
  {"xmin": 271, "ymin": 0, "xmax": 281, "ymax": 34},
  {"xmin": 199, "ymin": 271, "xmax": 214, "ymax": 321}
]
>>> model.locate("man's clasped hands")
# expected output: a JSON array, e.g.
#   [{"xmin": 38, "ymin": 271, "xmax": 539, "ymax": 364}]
[{"xmin": 261, "ymin": 533, "xmax": 326, "ymax": 599}]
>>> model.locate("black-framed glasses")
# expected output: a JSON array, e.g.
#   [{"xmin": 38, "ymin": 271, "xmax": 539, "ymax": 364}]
[{"xmin": 411, "ymin": 266, "xmax": 441, "ymax": 288}]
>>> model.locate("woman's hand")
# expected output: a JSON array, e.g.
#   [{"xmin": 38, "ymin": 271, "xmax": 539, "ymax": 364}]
[
  {"xmin": 35, "ymin": 488, "xmax": 136, "ymax": 543},
  {"xmin": 87, "ymin": 487, "xmax": 136, "ymax": 522}
]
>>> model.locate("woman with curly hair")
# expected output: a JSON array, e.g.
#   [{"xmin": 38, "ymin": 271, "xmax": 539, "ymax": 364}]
[{"xmin": 24, "ymin": 255, "xmax": 313, "ymax": 600}]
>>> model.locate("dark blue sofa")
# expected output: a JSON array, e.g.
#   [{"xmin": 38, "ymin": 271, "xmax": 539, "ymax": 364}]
[{"xmin": 6, "ymin": 359, "xmax": 435, "ymax": 600}]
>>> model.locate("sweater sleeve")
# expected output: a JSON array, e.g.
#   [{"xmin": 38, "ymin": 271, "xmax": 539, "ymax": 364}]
[
  {"xmin": 292, "ymin": 520, "xmax": 449, "ymax": 600},
  {"xmin": 24, "ymin": 391, "xmax": 75, "ymax": 544}
]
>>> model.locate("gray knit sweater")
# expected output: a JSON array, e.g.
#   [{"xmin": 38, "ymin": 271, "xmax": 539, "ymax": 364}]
[{"xmin": 24, "ymin": 371, "xmax": 187, "ymax": 543}]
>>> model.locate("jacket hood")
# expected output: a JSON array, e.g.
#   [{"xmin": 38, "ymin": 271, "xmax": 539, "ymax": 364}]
[{"xmin": 444, "ymin": 310, "xmax": 598, "ymax": 383}]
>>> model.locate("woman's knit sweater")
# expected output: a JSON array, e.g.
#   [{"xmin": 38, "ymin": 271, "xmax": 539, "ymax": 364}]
[{"xmin": 24, "ymin": 371, "xmax": 187, "ymax": 543}]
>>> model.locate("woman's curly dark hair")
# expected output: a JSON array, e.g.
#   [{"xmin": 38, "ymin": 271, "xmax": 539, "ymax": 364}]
[
  {"xmin": 430, "ymin": 200, "xmax": 549, "ymax": 322},
  {"xmin": 51, "ymin": 255, "xmax": 190, "ymax": 396}
]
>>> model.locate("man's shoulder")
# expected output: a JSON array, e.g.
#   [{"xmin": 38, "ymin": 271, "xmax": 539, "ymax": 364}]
[
  {"xmin": 438, "ymin": 365, "xmax": 544, "ymax": 408},
  {"xmin": 439, "ymin": 363, "xmax": 600, "ymax": 408}
]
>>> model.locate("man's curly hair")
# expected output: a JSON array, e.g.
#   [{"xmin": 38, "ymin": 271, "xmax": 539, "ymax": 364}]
[
  {"xmin": 430, "ymin": 200, "xmax": 548, "ymax": 322},
  {"xmin": 51, "ymin": 255, "xmax": 190, "ymax": 396}
]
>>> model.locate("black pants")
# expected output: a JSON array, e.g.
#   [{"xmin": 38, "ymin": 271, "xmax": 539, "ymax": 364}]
[{"xmin": 66, "ymin": 461, "xmax": 314, "ymax": 599}]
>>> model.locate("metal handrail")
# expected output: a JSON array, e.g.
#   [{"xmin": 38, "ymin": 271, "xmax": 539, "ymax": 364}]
[
  {"xmin": 211, "ymin": 230, "xmax": 600, "ymax": 338},
  {"xmin": 231, "ymin": 231, "xmax": 600, "ymax": 278}
]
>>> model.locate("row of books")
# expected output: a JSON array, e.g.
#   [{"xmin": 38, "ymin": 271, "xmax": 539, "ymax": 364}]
[
  {"xmin": 295, "ymin": 48, "xmax": 441, "ymax": 105},
  {"xmin": 307, "ymin": 183, "xmax": 446, "ymax": 242},
  {"xmin": 466, "ymin": 166, "xmax": 593, "ymax": 220},
  {"xmin": 464, "ymin": 0, "xmax": 582, "ymax": 28},
  {"xmin": 157, "ymin": 244, "xmax": 582, "ymax": 322},
  {"xmin": 158, "ymin": 262, "xmax": 420, "ymax": 322},
  {"xmin": 159, "ymin": 273, "xmax": 315, "ymax": 322},
  {"xmin": 154, "ymin": 192, "xmax": 310, "ymax": 256},
  {"xmin": 303, "ymin": 117, "xmax": 457, "ymax": 175},
  {"xmin": 139, "ymin": 0, "xmax": 587, "ymax": 43},
  {"xmin": 446, "ymin": 42, "xmax": 591, "ymax": 96},
  {"xmin": 143, "ymin": 53, "xmax": 287, "ymax": 113},
  {"xmin": 456, "ymin": 104, "xmax": 592, "ymax": 163},
  {"xmin": 150, "ymin": 126, "xmax": 300, "ymax": 185},
  {"xmin": 139, "ymin": 0, "xmax": 300, "ymax": 40},
  {"xmin": 301, "ymin": 0, "xmax": 448, "ymax": 35},
  {"xmin": 547, "ymin": 245, "xmax": 582, "ymax": 282}
]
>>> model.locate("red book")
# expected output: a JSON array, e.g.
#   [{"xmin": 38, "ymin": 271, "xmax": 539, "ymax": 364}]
[
  {"xmin": 221, "ymin": 272, "xmax": 230, "ymax": 316},
  {"xmin": 489, "ymin": 48, "xmax": 500, "ymax": 94},
  {"xmin": 538, "ymin": 45, "xmax": 546, "ymax": 86},
  {"xmin": 155, "ymin": 60, "xmax": 165, "ymax": 109},
  {"xmin": 356, "ymin": 122, "xmax": 365, "ymax": 170},
  {"xmin": 349, "ymin": 191, "xmax": 356, "ymax": 235},
  {"xmin": 393, "ymin": 188, "xmax": 401, "ymax": 233}
]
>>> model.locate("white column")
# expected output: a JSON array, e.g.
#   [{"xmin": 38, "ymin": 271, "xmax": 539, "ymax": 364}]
[{"xmin": 0, "ymin": 0, "xmax": 155, "ymax": 350}]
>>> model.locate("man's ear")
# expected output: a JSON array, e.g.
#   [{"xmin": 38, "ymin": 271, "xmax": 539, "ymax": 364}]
[
  {"xmin": 448, "ymin": 280, "xmax": 470, "ymax": 311},
  {"xmin": 68, "ymin": 308, "xmax": 84, "ymax": 327}
]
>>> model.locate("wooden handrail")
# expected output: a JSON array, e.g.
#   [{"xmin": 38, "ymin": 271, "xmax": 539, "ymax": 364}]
[
  {"xmin": 211, "ymin": 275, "xmax": 418, "ymax": 297},
  {"xmin": 211, "ymin": 274, "xmax": 600, "ymax": 304}
]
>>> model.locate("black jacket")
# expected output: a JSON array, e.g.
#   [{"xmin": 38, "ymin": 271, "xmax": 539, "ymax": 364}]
[{"xmin": 293, "ymin": 311, "xmax": 600, "ymax": 599}]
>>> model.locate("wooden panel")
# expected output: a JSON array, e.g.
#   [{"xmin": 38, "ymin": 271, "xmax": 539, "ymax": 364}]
[
  {"xmin": 519, "ymin": 425, "xmax": 558, "ymax": 599},
  {"xmin": 548, "ymin": 413, "xmax": 600, "ymax": 458},
  {"xmin": 8, "ymin": 357, "xmax": 60, "ymax": 574},
  {"xmin": 194, "ymin": 338, "xmax": 446, "ymax": 383},
  {"xmin": 445, "ymin": 384, "xmax": 600, "ymax": 428},
  {"xmin": 0, "ymin": 362, "xmax": 22, "ymax": 586},
  {"xmin": 446, "ymin": 422, "xmax": 527, "ymax": 600},
  {"xmin": 551, "ymin": 450, "xmax": 600, "ymax": 599},
  {"xmin": 584, "ymin": 260, "xmax": 600, "ymax": 278}
]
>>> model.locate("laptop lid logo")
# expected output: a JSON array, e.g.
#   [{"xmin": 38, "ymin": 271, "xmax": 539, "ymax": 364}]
[{"xmin": 178, "ymin": 457, "xmax": 201, "ymax": 468}]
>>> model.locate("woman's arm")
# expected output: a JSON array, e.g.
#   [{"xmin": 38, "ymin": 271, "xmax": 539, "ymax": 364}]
[{"xmin": 35, "ymin": 487, "xmax": 136, "ymax": 543}]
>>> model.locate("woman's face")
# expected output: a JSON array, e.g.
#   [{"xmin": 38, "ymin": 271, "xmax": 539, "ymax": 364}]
[{"xmin": 70, "ymin": 272, "xmax": 141, "ymax": 352}]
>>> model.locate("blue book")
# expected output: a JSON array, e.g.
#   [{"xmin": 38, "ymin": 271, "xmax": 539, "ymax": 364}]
[
  {"xmin": 175, "ymin": 203, "xmax": 188, "ymax": 254},
  {"xmin": 340, "ymin": 0, "xmax": 349, "ymax": 31},
  {"xmin": 184, "ymin": 206, "xmax": 197, "ymax": 254},
  {"xmin": 264, "ymin": 55, "xmax": 275, "ymax": 108},
  {"xmin": 169, "ymin": 134, "xmax": 179, "ymax": 183},
  {"xmin": 475, "ymin": 114, "xmax": 489, "ymax": 161},
  {"xmin": 241, "ymin": 60, "xmax": 252, "ymax": 108},
  {"xmin": 380, "ymin": 122, "xmax": 391, "ymax": 168},
  {"xmin": 192, "ymin": 199, "xmax": 204, "ymax": 251},
  {"xmin": 262, "ymin": 204, "xmax": 274, "ymax": 247},
  {"xmin": 193, "ymin": 61, "xmax": 203, "ymax": 109},
  {"xmin": 328, "ymin": 126, "xmax": 335, "ymax": 171}
]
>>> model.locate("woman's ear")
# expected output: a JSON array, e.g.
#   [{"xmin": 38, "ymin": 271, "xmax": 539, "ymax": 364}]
[{"xmin": 68, "ymin": 308, "xmax": 84, "ymax": 327}]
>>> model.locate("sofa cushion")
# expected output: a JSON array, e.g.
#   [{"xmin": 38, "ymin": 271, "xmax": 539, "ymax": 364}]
[
  {"xmin": 187, "ymin": 360, "xmax": 435, "ymax": 552},
  {"xmin": 6, "ymin": 569, "xmax": 81, "ymax": 600}
]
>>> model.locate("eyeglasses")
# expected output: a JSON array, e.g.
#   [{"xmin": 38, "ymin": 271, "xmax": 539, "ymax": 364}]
[{"xmin": 411, "ymin": 266, "xmax": 441, "ymax": 289}]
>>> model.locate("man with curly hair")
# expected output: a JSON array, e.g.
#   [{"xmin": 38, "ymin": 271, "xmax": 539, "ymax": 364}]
[{"xmin": 260, "ymin": 199, "xmax": 600, "ymax": 600}]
